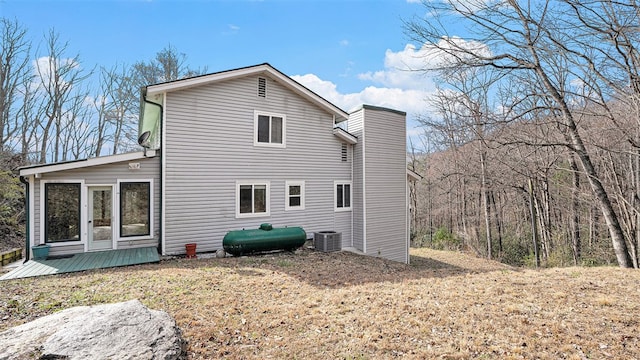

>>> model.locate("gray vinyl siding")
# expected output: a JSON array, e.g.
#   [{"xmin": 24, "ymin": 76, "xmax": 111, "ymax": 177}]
[
  {"xmin": 163, "ymin": 75, "xmax": 352, "ymax": 254},
  {"xmin": 348, "ymin": 111, "xmax": 365, "ymax": 251},
  {"xmin": 333, "ymin": 211, "xmax": 352, "ymax": 249},
  {"xmin": 32, "ymin": 156, "xmax": 160, "ymax": 257},
  {"xmin": 361, "ymin": 107, "xmax": 408, "ymax": 263}
]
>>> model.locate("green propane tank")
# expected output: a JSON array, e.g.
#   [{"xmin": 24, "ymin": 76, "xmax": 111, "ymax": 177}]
[{"xmin": 223, "ymin": 224, "xmax": 306, "ymax": 256}]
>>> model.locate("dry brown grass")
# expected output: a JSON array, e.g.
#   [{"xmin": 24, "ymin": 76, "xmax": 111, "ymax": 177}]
[{"xmin": 1, "ymin": 247, "xmax": 639, "ymax": 359}]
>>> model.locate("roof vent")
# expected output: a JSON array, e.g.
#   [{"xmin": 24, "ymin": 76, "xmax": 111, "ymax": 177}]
[
  {"xmin": 341, "ymin": 143, "xmax": 348, "ymax": 162},
  {"xmin": 258, "ymin": 77, "xmax": 266, "ymax": 97}
]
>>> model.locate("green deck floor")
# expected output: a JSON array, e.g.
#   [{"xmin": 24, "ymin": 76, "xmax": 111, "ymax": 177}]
[{"xmin": 0, "ymin": 247, "xmax": 160, "ymax": 281}]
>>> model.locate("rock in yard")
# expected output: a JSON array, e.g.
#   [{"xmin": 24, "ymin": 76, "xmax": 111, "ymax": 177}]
[{"xmin": 0, "ymin": 299, "xmax": 185, "ymax": 360}]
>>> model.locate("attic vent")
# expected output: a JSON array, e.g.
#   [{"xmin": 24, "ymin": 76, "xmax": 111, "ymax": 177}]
[
  {"xmin": 258, "ymin": 77, "xmax": 266, "ymax": 97},
  {"xmin": 341, "ymin": 143, "xmax": 348, "ymax": 162}
]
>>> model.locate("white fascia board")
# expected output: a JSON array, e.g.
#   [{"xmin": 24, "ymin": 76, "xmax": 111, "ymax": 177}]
[
  {"xmin": 146, "ymin": 65, "xmax": 270, "ymax": 95},
  {"xmin": 407, "ymin": 168, "xmax": 423, "ymax": 181},
  {"xmin": 19, "ymin": 150, "xmax": 157, "ymax": 176},
  {"xmin": 333, "ymin": 128, "xmax": 358, "ymax": 144},
  {"xmin": 146, "ymin": 64, "xmax": 350, "ymax": 122}
]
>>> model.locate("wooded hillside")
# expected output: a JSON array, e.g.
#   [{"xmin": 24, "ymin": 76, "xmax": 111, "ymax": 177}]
[{"xmin": 407, "ymin": 1, "xmax": 640, "ymax": 268}]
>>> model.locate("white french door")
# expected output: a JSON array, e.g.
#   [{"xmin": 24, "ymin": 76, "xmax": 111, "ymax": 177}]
[{"xmin": 87, "ymin": 186, "xmax": 114, "ymax": 251}]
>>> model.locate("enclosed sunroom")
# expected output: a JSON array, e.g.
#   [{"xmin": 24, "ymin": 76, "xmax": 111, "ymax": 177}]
[{"xmin": 19, "ymin": 151, "xmax": 160, "ymax": 259}]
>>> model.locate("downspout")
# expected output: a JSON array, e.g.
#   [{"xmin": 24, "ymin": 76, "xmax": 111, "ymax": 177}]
[
  {"xmin": 158, "ymin": 100, "xmax": 163, "ymax": 255},
  {"xmin": 140, "ymin": 88, "xmax": 164, "ymax": 255},
  {"xmin": 19, "ymin": 176, "xmax": 30, "ymax": 262}
]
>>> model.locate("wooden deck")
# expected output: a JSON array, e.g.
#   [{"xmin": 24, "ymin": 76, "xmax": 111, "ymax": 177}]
[{"xmin": 0, "ymin": 247, "xmax": 160, "ymax": 281}]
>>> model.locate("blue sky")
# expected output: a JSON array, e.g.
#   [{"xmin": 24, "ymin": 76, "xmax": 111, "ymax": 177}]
[{"xmin": 1, "ymin": 0, "xmax": 439, "ymax": 143}]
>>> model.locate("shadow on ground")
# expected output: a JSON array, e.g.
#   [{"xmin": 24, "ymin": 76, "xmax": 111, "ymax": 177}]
[
  {"xmin": 120, "ymin": 247, "xmax": 516, "ymax": 289},
  {"xmin": 1, "ymin": 247, "xmax": 515, "ymax": 290}
]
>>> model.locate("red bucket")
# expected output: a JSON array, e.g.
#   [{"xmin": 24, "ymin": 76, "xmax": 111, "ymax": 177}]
[{"xmin": 185, "ymin": 243, "xmax": 197, "ymax": 259}]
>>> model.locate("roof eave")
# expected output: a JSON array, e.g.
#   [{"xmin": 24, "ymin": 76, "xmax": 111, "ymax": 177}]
[
  {"xmin": 333, "ymin": 128, "xmax": 358, "ymax": 144},
  {"xmin": 19, "ymin": 150, "xmax": 157, "ymax": 176},
  {"xmin": 407, "ymin": 168, "xmax": 423, "ymax": 181},
  {"xmin": 146, "ymin": 63, "xmax": 349, "ymax": 122}
]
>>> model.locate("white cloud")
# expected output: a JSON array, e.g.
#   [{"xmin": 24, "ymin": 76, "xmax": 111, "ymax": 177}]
[
  {"xmin": 223, "ymin": 24, "xmax": 240, "ymax": 35},
  {"xmin": 31, "ymin": 56, "xmax": 80, "ymax": 92},
  {"xmin": 293, "ymin": 42, "xmax": 480, "ymax": 147},
  {"xmin": 339, "ymin": 39, "xmax": 349, "ymax": 47},
  {"xmin": 294, "ymin": 43, "xmax": 444, "ymax": 116},
  {"xmin": 294, "ymin": 73, "xmax": 430, "ymax": 116},
  {"xmin": 358, "ymin": 45, "xmax": 437, "ymax": 90},
  {"xmin": 295, "ymin": 38, "xmax": 493, "ymax": 115}
]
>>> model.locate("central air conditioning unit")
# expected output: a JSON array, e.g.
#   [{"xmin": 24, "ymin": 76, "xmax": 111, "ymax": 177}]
[{"xmin": 314, "ymin": 231, "xmax": 342, "ymax": 252}]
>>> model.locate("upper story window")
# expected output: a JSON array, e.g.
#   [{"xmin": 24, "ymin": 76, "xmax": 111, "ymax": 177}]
[{"xmin": 254, "ymin": 110, "xmax": 286, "ymax": 148}]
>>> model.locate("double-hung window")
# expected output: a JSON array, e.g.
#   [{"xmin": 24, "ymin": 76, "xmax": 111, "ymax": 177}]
[
  {"xmin": 285, "ymin": 181, "xmax": 305, "ymax": 211},
  {"xmin": 237, "ymin": 181, "xmax": 270, "ymax": 217},
  {"xmin": 254, "ymin": 110, "xmax": 286, "ymax": 147},
  {"xmin": 335, "ymin": 181, "xmax": 352, "ymax": 211}
]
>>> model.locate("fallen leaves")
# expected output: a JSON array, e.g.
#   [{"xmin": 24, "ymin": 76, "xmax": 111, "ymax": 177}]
[{"xmin": 1, "ymin": 248, "xmax": 640, "ymax": 359}]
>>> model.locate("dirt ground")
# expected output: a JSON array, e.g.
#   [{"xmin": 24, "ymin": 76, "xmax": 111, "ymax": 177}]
[{"xmin": 1, "ymin": 247, "xmax": 639, "ymax": 359}]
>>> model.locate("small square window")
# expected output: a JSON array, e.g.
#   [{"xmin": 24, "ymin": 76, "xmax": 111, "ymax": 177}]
[{"xmin": 286, "ymin": 181, "xmax": 305, "ymax": 211}]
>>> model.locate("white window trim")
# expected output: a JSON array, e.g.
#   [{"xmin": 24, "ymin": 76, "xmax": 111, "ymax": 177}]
[
  {"xmin": 40, "ymin": 179, "xmax": 85, "ymax": 247},
  {"xmin": 285, "ymin": 180, "xmax": 305, "ymax": 211},
  {"xmin": 253, "ymin": 110, "xmax": 286, "ymax": 148},
  {"xmin": 334, "ymin": 180, "xmax": 352, "ymax": 212},
  {"xmin": 236, "ymin": 181, "xmax": 271, "ymax": 218},
  {"xmin": 116, "ymin": 179, "xmax": 154, "ymax": 241}
]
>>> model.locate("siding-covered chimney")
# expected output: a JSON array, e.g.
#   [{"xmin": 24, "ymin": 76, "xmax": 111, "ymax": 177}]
[{"xmin": 349, "ymin": 105, "xmax": 408, "ymax": 263}]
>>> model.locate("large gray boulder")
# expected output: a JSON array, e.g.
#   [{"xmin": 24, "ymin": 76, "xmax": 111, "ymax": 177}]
[{"xmin": 0, "ymin": 300, "xmax": 185, "ymax": 360}]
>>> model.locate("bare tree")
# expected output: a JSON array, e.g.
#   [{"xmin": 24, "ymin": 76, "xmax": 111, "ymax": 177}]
[
  {"xmin": 16, "ymin": 71, "xmax": 41, "ymax": 163},
  {"xmin": 0, "ymin": 18, "xmax": 31, "ymax": 153},
  {"xmin": 131, "ymin": 44, "xmax": 207, "ymax": 87},
  {"xmin": 90, "ymin": 67, "xmax": 114, "ymax": 157},
  {"xmin": 104, "ymin": 65, "xmax": 137, "ymax": 155},
  {"xmin": 33, "ymin": 29, "xmax": 92, "ymax": 163},
  {"xmin": 63, "ymin": 85, "xmax": 92, "ymax": 160},
  {"xmin": 406, "ymin": 0, "xmax": 635, "ymax": 267}
]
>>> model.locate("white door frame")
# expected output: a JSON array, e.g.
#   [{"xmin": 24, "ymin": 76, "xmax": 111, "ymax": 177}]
[{"xmin": 87, "ymin": 185, "xmax": 115, "ymax": 251}]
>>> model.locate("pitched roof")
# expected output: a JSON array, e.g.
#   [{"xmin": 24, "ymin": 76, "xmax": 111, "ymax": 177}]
[{"xmin": 145, "ymin": 63, "xmax": 349, "ymax": 122}]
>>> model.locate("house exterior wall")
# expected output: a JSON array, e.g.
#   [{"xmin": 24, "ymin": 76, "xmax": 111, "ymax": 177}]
[
  {"xmin": 350, "ymin": 106, "xmax": 409, "ymax": 263},
  {"xmin": 30, "ymin": 156, "xmax": 160, "ymax": 257},
  {"xmin": 162, "ymin": 74, "xmax": 352, "ymax": 254},
  {"xmin": 348, "ymin": 110, "xmax": 365, "ymax": 252}
]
